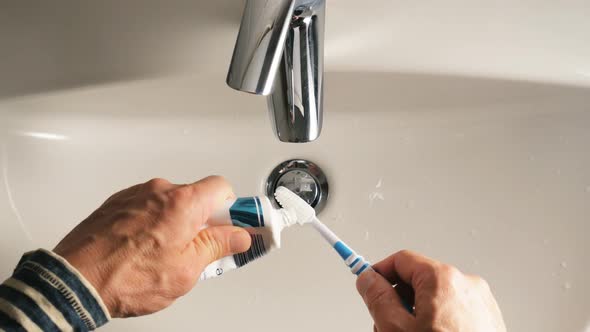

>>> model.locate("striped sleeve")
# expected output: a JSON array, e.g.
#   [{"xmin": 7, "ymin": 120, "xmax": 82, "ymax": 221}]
[{"xmin": 0, "ymin": 249, "xmax": 111, "ymax": 331}]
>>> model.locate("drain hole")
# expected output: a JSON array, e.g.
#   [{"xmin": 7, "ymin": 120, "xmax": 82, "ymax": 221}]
[{"xmin": 266, "ymin": 159, "xmax": 329, "ymax": 214}]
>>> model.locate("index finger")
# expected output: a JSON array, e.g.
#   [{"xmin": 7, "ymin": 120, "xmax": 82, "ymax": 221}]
[
  {"xmin": 373, "ymin": 250, "xmax": 440, "ymax": 290},
  {"xmin": 168, "ymin": 176, "xmax": 235, "ymax": 241}
]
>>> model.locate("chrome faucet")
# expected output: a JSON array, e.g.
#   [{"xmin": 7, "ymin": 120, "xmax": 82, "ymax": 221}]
[{"xmin": 226, "ymin": 0, "xmax": 326, "ymax": 143}]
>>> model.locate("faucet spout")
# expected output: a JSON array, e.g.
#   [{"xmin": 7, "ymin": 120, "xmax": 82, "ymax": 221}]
[
  {"xmin": 227, "ymin": 0, "xmax": 326, "ymax": 143},
  {"xmin": 226, "ymin": 0, "xmax": 296, "ymax": 96}
]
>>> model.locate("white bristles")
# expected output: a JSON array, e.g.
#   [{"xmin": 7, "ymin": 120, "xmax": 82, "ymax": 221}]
[
  {"xmin": 274, "ymin": 186, "xmax": 317, "ymax": 225},
  {"xmin": 275, "ymin": 186, "xmax": 338, "ymax": 245}
]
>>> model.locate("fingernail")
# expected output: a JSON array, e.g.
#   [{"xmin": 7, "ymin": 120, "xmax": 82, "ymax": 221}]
[
  {"xmin": 230, "ymin": 230, "xmax": 251, "ymax": 253},
  {"xmin": 356, "ymin": 270, "xmax": 376, "ymax": 296}
]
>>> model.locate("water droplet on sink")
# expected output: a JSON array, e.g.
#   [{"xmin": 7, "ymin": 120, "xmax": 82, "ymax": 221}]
[
  {"xmin": 562, "ymin": 282, "xmax": 572, "ymax": 291},
  {"xmin": 364, "ymin": 231, "xmax": 370, "ymax": 241},
  {"xmin": 561, "ymin": 261, "xmax": 568, "ymax": 269},
  {"xmin": 470, "ymin": 229, "xmax": 478, "ymax": 237},
  {"xmin": 375, "ymin": 179, "xmax": 383, "ymax": 189},
  {"xmin": 405, "ymin": 200, "xmax": 416, "ymax": 209},
  {"xmin": 369, "ymin": 192, "xmax": 385, "ymax": 206},
  {"xmin": 331, "ymin": 213, "xmax": 344, "ymax": 224},
  {"xmin": 247, "ymin": 289, "xmax": 261, "ymax": 304}
]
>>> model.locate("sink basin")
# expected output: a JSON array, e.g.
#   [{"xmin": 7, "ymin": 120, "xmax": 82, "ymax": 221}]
[
  {"xmin": 2, "ymin": 72, "xmax": 589, "ymax": 332},
  {"xmin": 1, "ymin": 1, "xmax": 590, "ymax": 331}
]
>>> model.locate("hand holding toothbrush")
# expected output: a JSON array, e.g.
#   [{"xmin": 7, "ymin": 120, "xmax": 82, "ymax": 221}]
[
  {"xmin": 275, "ymin": 186, "xmax": 505, "ymax": 332},
  {"xmin": 356, "ymin": 250, "xmax": 506, "ymax": 332},
  {"xmin": 275, "ymin": 187, "xmax": 416, "ymax": 311}
]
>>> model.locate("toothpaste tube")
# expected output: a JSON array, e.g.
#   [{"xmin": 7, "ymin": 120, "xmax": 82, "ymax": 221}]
[{"xmin": 199, "ymin": 196, "xmax": 297, "ymax": 281}]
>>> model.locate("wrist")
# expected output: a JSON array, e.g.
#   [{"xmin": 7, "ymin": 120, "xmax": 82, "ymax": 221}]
[
  {"xmin": 12, "ymin": 249, "xmax": 111, "ymax": 330},
  {"xmin": 55, "ymin": 246, "xmax": 120, "ymax": 318}
]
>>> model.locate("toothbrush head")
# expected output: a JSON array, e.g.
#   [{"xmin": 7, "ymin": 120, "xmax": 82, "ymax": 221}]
[{"xmin": 274, "ymin": 186, "xmax": 316, "ymax": 225}]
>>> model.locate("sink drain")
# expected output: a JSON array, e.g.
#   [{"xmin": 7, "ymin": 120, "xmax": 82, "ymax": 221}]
[{"xmin": 266, "ymin": 159, "xmax": 329, "ymax": 214}]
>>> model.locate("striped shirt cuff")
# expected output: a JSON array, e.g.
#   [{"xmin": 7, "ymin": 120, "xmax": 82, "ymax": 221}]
[{"xmin": 0, "ymin": 249, "xmax": 111, "ymax": 331}]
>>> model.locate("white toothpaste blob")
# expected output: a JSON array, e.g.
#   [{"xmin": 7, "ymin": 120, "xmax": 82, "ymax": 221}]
[
  {"xmin": 198, "ymin": 194, "xmax": 302, "ymax": 281},
  {"xmin": 274, "ymin": 186, "xmax": 317, "ymax": 225}
]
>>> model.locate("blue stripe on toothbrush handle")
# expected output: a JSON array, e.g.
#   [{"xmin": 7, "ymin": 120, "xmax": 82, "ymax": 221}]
[
  {"xmin": 348, "ymin": 257, "xmax": 361, "ymax": 268},
  {"xmin": 355, "ymin": 263, "xmax": 370, "ymax": 275},
  {"xmin": 333, "ymin": 241, "xmax": 353, "ymax": 260}
]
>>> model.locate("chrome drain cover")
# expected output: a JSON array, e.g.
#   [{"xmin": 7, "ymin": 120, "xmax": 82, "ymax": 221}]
[{"xmin": 266, "ymin": 159, "xmax": 329, "ymax": 214}]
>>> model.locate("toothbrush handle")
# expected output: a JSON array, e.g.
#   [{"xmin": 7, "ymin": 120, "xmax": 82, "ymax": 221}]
[
  {"xmin": 311, "ymin": 218, "xmax": 340, "ymax": 245},
  {"xmin": 311, "ymin": 219, "xmax": 415, "ymax": 313},
  {"xmin": 333, "ymin": 242, "xmax": 415, "ymax": 314}
]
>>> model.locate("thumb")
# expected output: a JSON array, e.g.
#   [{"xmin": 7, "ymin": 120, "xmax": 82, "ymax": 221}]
[
  {"xmin": 356, "ymin": 270, "xmax": 415, "ymax": 332},
  {"xmin": 192, "ymin": 226, "xmax": 252, "ymax": 268}
]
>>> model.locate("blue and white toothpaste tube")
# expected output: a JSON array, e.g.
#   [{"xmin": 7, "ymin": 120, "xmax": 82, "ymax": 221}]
[{"xmin": 199, "ymin": 196, "xmax": 298, "ymax": 281}]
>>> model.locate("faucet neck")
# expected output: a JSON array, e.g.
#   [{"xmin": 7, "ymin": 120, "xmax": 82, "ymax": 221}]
[{"xmin": 227, "ymin": 0, "xmax": 326, "ymax": 143}]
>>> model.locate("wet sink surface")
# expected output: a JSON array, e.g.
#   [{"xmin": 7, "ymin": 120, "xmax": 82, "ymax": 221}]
[{"xmin": 1, "ymin": 72, "xmax": 589, "ymax": 331}]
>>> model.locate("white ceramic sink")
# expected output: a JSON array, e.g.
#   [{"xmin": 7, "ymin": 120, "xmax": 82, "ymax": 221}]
[{"xmin": 1, "ymin": 1, "xmax": 590, "ymax": 332}]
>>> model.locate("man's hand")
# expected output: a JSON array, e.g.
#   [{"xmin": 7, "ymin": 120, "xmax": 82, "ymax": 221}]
[
  {"xmin": 54, "ymin": 176, "xmax": 252, "ymax": 318},
  {"xmin": 356, "ymin": 250, "xmax": 506, "ymax": 332}
]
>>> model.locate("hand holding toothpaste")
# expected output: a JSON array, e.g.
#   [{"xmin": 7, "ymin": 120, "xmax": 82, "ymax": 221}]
[
  {"xmin": 53, "ymin": 176, "xmax": 252, "ymax": 318},
  {"xmin": 356, "ymin": 250, "xmax": 507, "ymax": 332}
]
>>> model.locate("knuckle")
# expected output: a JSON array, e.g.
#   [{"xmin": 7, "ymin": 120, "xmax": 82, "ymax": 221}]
[
  {"xmin": 438, "ymin": 264, "xmax": 463, "ymax": 285},
  {"xmin": 151, "ymin": 230, "xmax": 168, "ymax": 249},
  {"xmin": 195, "ymin": 230, "xmax": 224, "ymax": 259},
  {"xmin": 137, "ymin": 230, "xmax": 168, "ymax": 251},
  {"xmin": 412, "ymin": 262, "xmax": 441, "ymax": 291},
  {"xmin": 145, "ymin": 178, "xmax": 171, "ymax": 191},
  {"xmin": 145, "ymin": 192, "xmax": 168, "ymax": 213},
  {"xmin": 416, "ymin": 261, "xmax": 438, "ymax": 279},
  {"xmin": 428, "ymin": 264, "xmax": 468, "ymax": 300},
  {"xmin": 189, "ymin": 183, "xmax": 206, "ymax": 199},
  {"xmin": 395, "ymin": 249, "xmax": 414, "ymax": 259},
  {"xmin": 439, "ymin": 263, "xmax": 459, "ymax": 278},
  {"xmin": 168, "ymin": 185, "xmax": 192, "ymax": 204}
]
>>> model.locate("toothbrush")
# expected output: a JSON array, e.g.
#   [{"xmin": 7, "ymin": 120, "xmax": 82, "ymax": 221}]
[
  {"xmin": 274, "ymin": 186, "xmax": 415, "ymax": 313},
  {"xmin": 274, "ymin": 187, "xmax": 372, "ymax": 275}
]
